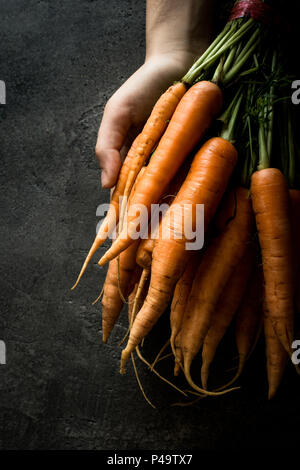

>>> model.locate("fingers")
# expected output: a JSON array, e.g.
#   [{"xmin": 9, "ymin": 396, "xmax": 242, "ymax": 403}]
[{"xmin": 95, "ymin": 97, "xmax": 132, "ymax": 188}]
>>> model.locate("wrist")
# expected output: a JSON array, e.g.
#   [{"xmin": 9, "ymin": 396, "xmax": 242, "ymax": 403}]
[
  {"xmin": 145, "ymin": 41, "xmax": 210, "ymax": 74},
  {"xmin": 145, "ymin": 0, "xmax": 213, "ymax": 68}
]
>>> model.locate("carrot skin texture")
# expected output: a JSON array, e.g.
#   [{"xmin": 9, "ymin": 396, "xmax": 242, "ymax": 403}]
[
  {"xmin": 120, "ymin": 137, "xmax": 237, "ymax": 370},
  {"xmin": 235, "ymin": 264, "xmax": 263, "ymax": 366},
  {"xmin": 201, "ymin": 246, "xmax": 255, "ymax": 389},
  {"xmin": 170, "ymin": 255, "xmax": 200, "ymax": 355},
  {"xmin": 264, "ymin": 302, "xmax": 287, "ymax": 400},
  {"xmin": 99, "ymin": 81, "xmax": 223, "ymax": 266},
  {"xmin": 73, "ymin": 83, "xmax": 186, "ymax": 288},
  {"xmin": 251, "ymin": 168, "xmax": 295, "ymax": 355},
  {"xmin": 289, "ymin": 190, "xmax": 300, "ymax": 313},
  {"xmin": 174, "ymin": 331, "xmax": 183, "ymax": 376},
  {"xmin": 181, "ymin": 186, "xmax": 254, "ymax": 376},
  {"xmin": 101, "ymin": 240, "xmax": 139, "ymax": 343},
  {"xmin": 123, "ymin": 82, "xmax": 187, "ymax": 199}
]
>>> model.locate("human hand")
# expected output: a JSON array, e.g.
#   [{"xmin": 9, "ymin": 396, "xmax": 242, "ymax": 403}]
[{"xmin": 95, "ymin": 52, "xmax": 198, "ymax": 189}]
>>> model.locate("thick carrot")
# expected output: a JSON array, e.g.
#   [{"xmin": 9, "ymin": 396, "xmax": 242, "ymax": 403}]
[
  {"xmin": 201, "ymin": 245, "xmax": 255, "ymax": 389},
  {"xmin": 235, "ymin": 264, "xmax": 263, "ymax": 375},
  {"xmin": 132, "ymin": 157, "xmax": 197, "ymax": 328},
  {"xmin": 72, "ymin": 135, "xmax": 140, "ymax": 289},
  {"xmin": 135, "ymin": 162, "xmax": 189, "ymax": 270},
  {"xmin": 289, "ymin": 190, "xmax": 300, "ymax": 313},
  {"xmin": 251, "ymin": 168, "xmax": 295, "ymax": 355},
  {"xmin": 180, "ymin": 187, "xmax": 254, "ymax": 392},
  {"xmin": 264, "ymin": 301, "xmax": 288, "ymax": 400},
  {"xmin": 120, "ymin": 136, "xmax": 237, "ymax": 372},
  {"xmin": 101, "ymin": 240, "xmax": 139, "ymax": 343},
  {"xmin": 98, "ymin": 81, "xmax": 223, "ymax": 266}
]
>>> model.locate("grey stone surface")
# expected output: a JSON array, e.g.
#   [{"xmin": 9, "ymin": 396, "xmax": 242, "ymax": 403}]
[{"xmin": 1, "ymin": 0, "xmax": 300, "ymax": 451}]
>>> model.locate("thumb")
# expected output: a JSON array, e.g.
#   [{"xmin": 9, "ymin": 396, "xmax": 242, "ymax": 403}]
[{"xmin": 95, "ymin": 99, "xmax": 131, "ymax": 188}]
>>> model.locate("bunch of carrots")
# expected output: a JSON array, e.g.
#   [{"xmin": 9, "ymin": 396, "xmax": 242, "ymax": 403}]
[{"xmin": 72, "ymin": 0, "xmax": 300, "ymax": 404}]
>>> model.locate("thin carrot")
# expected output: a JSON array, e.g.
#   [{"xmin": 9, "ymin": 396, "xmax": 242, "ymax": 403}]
[
  {"xmin": 98, "ymin": 81, "xmax": 223, "ymax": 266},
  {"xmin": 289, "ymin": 189, "xmax": 300, "ymax": 313},
  {"xmin": 201, "ymin": 245, "xmax": 255, "ymax": 389},
  {"xmin": 128, "ymin": 281, "xmax": 138, "ymax": 322},
  {"xmin": 129, "ymin": 268, "xmax": 150, "ymax": 330},
  {"xmin": 72, "ymin": 135, "xmax": 140, "ymax": 289},
  {"xmin": 131, "ymin": 162, "xmax": 192, "ymax": 328},
  {"xmin": 251, "ymin": 168, "xmax": 295, "ymax": 355},
  {"xmin": 130, "ymin": 226, "xmax": 158, "ymax": 329},
  {"xmin": 235, "ymin": 264, "xmax": 263, "ymax": 377},
  {"xmin": 180, "ymin": 186, "xmax": 254, "ymax": 393},
  {"xmin": 120, "ymin": 136, "xmax": 237, "ymax": 373},
  {"xmin": 264, "ymin": 300, "xmax": 288, "ymax": 400},
  {"xmin": 170, "ymin": 255, "xmax": 200, "ymax": 358},
  {"xmin": 101, "ymin": 240, "xmax": 139, "ymax": 343}
]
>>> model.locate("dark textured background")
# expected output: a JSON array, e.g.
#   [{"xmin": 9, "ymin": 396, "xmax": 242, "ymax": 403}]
[{"xmin": 1, "ymin": 0, "xmax": 300, "ymax": 451}]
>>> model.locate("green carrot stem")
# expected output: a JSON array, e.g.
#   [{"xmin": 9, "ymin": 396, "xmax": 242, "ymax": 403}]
[
  {"xmin": 184, "ymin": 18, "xmax": 254, "ymax": 83},
  {"xmin": 212, "ymin": 55, "xmax": 225, "ymax": 84},
  {"xmin": 221, "ymin": 91, "xmax": 243, "ymax": 142},
  {"xmin": 239, "ymin": 66, "xmax": 259, "ymax": 78},
  {"xmin": 182, "ymin": 22, "xmax": 232, "ymax": 82},
  {"xmin": 218, "ymin": 84, "xmax": 242, "ymax": 125},
  {"xmin": 222, "ymin": 30, "xmax": 260, "ymax": 85},
  {"xmin": 200, "ymin": 19, "xmax": 254, "ymax": 68},
  {"xmin": 267, "ymin": 52, "xmax": 276, "ymax": 159},
  {"xmin": 288, "ymin": 108, "xmax": 295, "ymax": 188},
  {"xmin": 222, "ymin": 45, "xmax": 237, "ymax": 76},
  {"xmin": 258, "ymin": 119, "xmax": 269, "ymax": 170}
]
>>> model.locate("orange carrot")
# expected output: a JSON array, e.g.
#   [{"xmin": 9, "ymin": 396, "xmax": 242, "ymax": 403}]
[
  {"xmin": 289, "ymin": 189, "xmax": 300, "ymax": 313},
  {"xmin": 264, "ymin": 300, "xmax": 288, "ymax": 400},
  {"xmin": 119, "ymin": 82, "xmax": 187, "ymax": 222},
  {"xmin": 201, "ymin": 245, "xmax": 255, "ymax": 389},
  {"xmin": 131, "ymin": 159, "xmax": 193, "ymax": 327},
  {"xmin": 98, "ymin": 81, "xmax": 223, "ymax": 266},
  {"xmin": 128, "ymin": 281, "xmax": 138, "ymax": 323},
  {"xmin": 170, "ymin": 255, "xmax": 200, "ymax": 358},
  {"xmin": 180, "ymin": 186, "xmax": 254, "ymax": 392},
  {"xmin": 251, "ymin": 168, "xmax": 295, "ymax": 355},
  {"xmin": 173, "ymin": 331, "xmax": 183, "ymax": 376},
  {"xmin": 72, "ymin": 135, "xmax": 140, "ymax": 289},
  {"xmin": 131, "ymin": 224, "xmax": 159, "ymax": 327},
  {"xmin": 73, "ymin": 83, "xmax": 186, "ymax": 289},
  {"xmin": 235, "ymin": 264, "xmax": 263, "ymax": 375},
  {"xmin": 120, "ymin": 136, "xmax": 237, "ymax": 373},
  {"xmin": 101, "ymin": 240, "xmax": 139, "ymax": 343}
]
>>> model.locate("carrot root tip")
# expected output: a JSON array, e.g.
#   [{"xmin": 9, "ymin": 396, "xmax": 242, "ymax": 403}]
[
  {"xmin": 102, "ymin": 332, "xmax": 108, "ymax": 344},
  {"xmin": 120, "ymin": 348, "xmax": 131, "ymax": 374},
  {"xmin": 174, "ymin": 362, "xmax": 181, "ymax": 377},
  {"xmin": 268, "ymin": 387, "xmax": 277, "ymax": 400},
  {"xmin": 201, "ymin": 365, "xmax": 209, "ymax": 391}
]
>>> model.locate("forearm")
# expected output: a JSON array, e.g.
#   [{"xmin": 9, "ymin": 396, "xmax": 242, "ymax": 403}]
[{"xmin": 145, "ymin": 0, "xmax": 214, "ymax": 63}]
